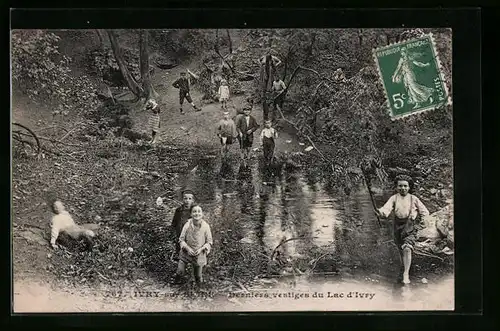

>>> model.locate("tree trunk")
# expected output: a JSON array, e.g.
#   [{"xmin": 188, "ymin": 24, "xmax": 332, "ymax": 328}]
[
  {"xmin": 106, "ymin": 29, "xmax": 143, "ymax": 99},
  {"xmin": 139, "ymin": 30, "xmax": 157, "ymax": 100},
  {"xmin": 95, "ymin": 29, "xmax": 105, "ymax": 50},
  {"xmin": 308, "ymin": 32, "xmax": 316, "ymax": 57},
  {"xmin": 215, "ymin": 29, "xmax": 220, "ymax": 53},
  {"xmin": 226, "ymin": 29, "xmax": 233, "ymax": 54},
  {"xmin": 358, "ymin": 29, "xmax": 363, "ymax": 46},
  {"xmin": 263, "ymin": 97, "xmax": 270, "ymax": 121}
]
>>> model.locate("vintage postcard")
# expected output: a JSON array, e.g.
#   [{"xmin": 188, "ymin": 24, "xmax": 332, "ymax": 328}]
[{"xmin": 12, "ymin": 27, "xmax": 454, "ymax": 312}]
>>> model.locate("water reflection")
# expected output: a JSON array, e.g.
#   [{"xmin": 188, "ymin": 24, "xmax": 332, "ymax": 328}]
[{"xmin": 176, "ymin": 155, "xmax": 452, "ymax": 289}]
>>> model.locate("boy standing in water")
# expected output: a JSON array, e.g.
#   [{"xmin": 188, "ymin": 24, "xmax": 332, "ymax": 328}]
[
  {"xmin": 260, "ymin": 119, "xmax": 278, "ymax": 165},
  {"xmin": 236, "ymin": 106, "xmax": 259, "ymax": 162},
  {"xmin": 171, "ymin": 190, "xmax": 196, "ymax": 260},
  {"xmin": 217, "ymin": 111, "xmax": 238, "ymax": 157},
  {"xmin": 375, "ymin": 175, "xmax": 430, "ymax": 284},
  {"xmin": 172, "ymin": 70, "xmax": 201, "ymax": 114}
]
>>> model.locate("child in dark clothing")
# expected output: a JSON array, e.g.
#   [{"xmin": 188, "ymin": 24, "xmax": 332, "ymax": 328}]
[
  {"xmin": 172, "ymin": 70, "xmax": 201, "ymax": 114},
  {"xmin": 236, "ymin": 106, "xmax": 259, "ymax": 161},
  {"xmin": 171, "ymin": 190, "xmax": 196, "ymax": 259}
]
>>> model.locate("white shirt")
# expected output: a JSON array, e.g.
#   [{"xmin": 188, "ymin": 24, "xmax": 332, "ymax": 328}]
[
  {"xmin": 378, "ymin": 193, "xmax": 430, "ymax": 220},
  {"xmin": 260, "ymin": 127, "xmax": 278, "ymax": 139},
  {"xmin": 245, "ymin": 116, "xmax": 250, "ymax": 127},
  {"xmin": 50, "ymin": 211, "xmax": 93, "ymax": 245}
]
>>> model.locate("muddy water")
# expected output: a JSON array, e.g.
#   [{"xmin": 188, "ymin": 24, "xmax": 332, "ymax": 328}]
[{"xmin": 171, "ymin": 151, "xmax": 454, "ymax": 308}]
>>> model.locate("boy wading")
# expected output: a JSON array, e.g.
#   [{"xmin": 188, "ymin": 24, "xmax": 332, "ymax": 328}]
[
  {"xmin": 260, "ymin": 120, "xmax": 278, "ymax": 165},
  {"xmin": 376, "ymin": 175, "xmax": 429, "ymax": 284}
]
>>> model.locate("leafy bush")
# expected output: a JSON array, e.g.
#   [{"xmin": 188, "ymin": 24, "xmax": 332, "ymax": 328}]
[
  {"xmin": 11, "ymin": 30, "xmax": 99, "ymax": 115},
  {"xmin": 150, "ymin": 29, "xmax": 216, "ymax": 58}
]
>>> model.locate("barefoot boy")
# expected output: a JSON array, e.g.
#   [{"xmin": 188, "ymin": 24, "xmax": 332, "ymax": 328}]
[{"xmin": 375, "ymin": 175, "xmax": 429, "ymax": 284}]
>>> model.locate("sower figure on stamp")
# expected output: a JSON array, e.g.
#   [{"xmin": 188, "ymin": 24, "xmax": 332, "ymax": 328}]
[
  {"xmin": 375, "ymin": 175, "xmax": 429, "ymax": 284},
  {"xmin": 236, "ymin": 105, "xmax": 259, "ymax": 163},
  {"xmin": 392, "ymin": 47, "xmax": 434, "ymax": 109},
  {"xmin": 172, "ymin": 70, "xmax": 201, "ymax": 114},
  {"xmin": 171, "ymin": 190, "xmax": 196, "ymax": 261}
]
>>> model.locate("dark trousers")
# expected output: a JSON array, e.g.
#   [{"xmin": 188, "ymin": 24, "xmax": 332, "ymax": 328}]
[
  {"xmin": 263, "ymin": 136, "xmax": 275, "ymax": 163},
  {"xmin": 393, "ymin": 217, "xmax": 417, "ymax": 251}
]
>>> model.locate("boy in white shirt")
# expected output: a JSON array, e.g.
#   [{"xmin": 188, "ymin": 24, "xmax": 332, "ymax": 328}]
[
  {"xmin": 260, "ymin": 119, "xmax": 278, "ymax": 165},
  {"xmin": 375, "ymin": 175, "xmax": 429, "ymax": 284},
  {"xmin": 272, "ymin": 77, "xmax": 286, "ymax": 114}
]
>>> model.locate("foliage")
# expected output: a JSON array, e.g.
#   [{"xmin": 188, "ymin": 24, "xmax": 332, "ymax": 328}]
[
  {"xmin": 150, "ymin": 29, "xmax": 217, "ymax": 58},
  {"xmin": 229, "ymin": 28, "xmax": 452, "ymax": 193},
  {"xmin": 11, "ymin": 30, "xmax": 100, "ymax": 115},
  {"xmin": 87, "ymin": 47, "xmax": 150, "ymax": 86}
]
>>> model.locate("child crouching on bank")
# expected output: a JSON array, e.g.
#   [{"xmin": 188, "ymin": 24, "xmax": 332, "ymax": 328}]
[{"xmin": 173, "ymin": 204, "xmax": 213, "ymax": 286}]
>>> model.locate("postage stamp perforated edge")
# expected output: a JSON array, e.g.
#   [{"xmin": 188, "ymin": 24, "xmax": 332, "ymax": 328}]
[{"xmin": 372, "ymin": 33, "xmax": 452, "ymax": 121}]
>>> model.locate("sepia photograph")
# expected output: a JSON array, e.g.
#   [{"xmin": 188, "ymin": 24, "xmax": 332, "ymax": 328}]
[{"xmin": 11, "ymin": 27, "xmax": 454, "ymax": 312}]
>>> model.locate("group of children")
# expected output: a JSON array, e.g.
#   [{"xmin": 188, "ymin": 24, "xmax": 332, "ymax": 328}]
[
  {"xmin": 217, "ymin": 107, "xmax": 278, "ymax": 165},
  {"xmin": 166, "ymin": 175, "xmax": 429, "ymax": 287},
  {"xmin": 145, "ymin": 70, "xmax": 431, "ymax": 287}
]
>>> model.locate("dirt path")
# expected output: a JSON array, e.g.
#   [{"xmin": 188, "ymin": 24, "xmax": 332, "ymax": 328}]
[
  {"xmin": 130, "ymin": 63, "xmax": 305, "ymax": 155},
  {"xmin": 13, "ymin": 275, "xmax": 454, "ymax": 312}
]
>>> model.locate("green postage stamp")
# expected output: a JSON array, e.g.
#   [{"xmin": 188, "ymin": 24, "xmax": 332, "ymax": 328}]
[{"xmin": 373, "ymin": 33, "xmax": 451, "ymax": 119}]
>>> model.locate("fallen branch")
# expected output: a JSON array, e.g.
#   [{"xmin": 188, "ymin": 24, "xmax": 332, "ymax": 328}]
[
  {"xmin": 34, "ymin": 125, "xmax": 70, "ymax": 134},
  {"xmin": 96, "ymin": 270, "xmax": 111, "ymax": 282},
  {"xmin": 21, "ymin": 132, "xmax": 83, "ymax": 148},
  {"xmin": 270, "ymin": 236, "xmax": 317, "ymax": 261},
  {"xmin": 59, "ymin": 121, "xmax": 87, "ymax": 141},
  {"xmin": 413, "ymin": 248, "xmax": 445, "ymax": 261},
  {"xmin": 214, "ymin": 48, "xmax": 236, "ymax": 74},
  {"xmin": 308, "ymin": 252, "xmax": 333, "ymax": 272},
  {"xmin": 237, "ymin": 282, "xmax": 250, "ymax": 293},
  {"xmin": 12, "ymin": 123, "xmax": 41, "ymax": 155}
]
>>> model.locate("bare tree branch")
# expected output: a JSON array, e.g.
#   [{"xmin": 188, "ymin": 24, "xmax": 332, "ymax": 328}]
[{"xmin": 12, "ymin": 123, "xmax": 41, "ymax": 155}]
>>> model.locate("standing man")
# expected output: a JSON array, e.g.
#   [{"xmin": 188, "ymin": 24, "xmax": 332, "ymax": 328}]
[{"xmin": 172, "ymin": 69, "xmax": 201, "ymax": 114}]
